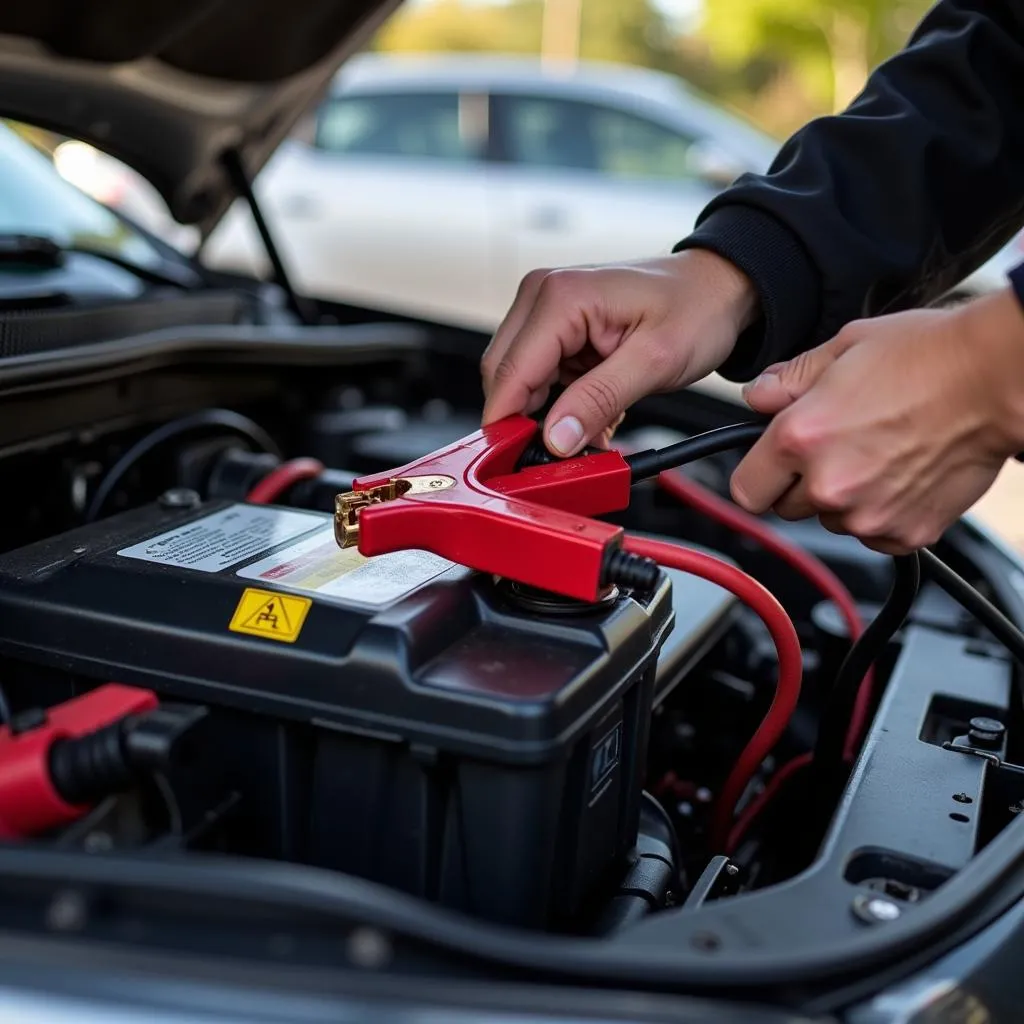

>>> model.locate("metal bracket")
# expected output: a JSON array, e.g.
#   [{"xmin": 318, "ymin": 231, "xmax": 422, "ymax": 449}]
[{"xmin": 941, "ymin": 741, "xmax": 1002, "ymax": 767}]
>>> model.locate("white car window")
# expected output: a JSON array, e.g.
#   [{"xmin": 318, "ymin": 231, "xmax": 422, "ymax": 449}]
[
  {"xmin": 315, "ymin": 92, "xmax": 483, "ymax": 163},
  {"xmin": 498, "ymin": 96, "xmax": 697, "ymax": 180}
]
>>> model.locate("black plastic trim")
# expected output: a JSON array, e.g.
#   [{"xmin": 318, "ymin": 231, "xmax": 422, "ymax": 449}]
[
  {"xmin": 0, "ymin": 321, "xmax": 433, "ymax": 390},
  {"xmin": 0, "ymin": 796, "xmax": 1016, "ymax": 993},
  {"xmin": 0, "ymin": 292, "xmax": 250, "ymax": 357},
  {"xmin": 0, "ymin": 931, "xmax": 818, "ymax": 1024}
]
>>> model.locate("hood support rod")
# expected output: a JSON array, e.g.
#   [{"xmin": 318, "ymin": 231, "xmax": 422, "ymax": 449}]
[{"xmin": 221, "ymin": 149, "xmax": 313, "ymax": 325}]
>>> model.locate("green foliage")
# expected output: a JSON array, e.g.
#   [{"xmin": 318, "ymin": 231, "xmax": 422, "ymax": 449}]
[
  {"xmin": 377, "ymin": 0, "xmax": 676, "ymax": 64},
  {"xmin": 577, "ymin": 0, "xmax": 674, "ymax": 68},
  {"xmin": 700, "ymin": 0, "xmax": 931, "ymax": 111},
  {"xmin": 373, "ymin": 0, "xmax": 934, "ymax": 134},
  {"xmin": 376, "ymin": 0, "xmax": 541, "ymax": 54}
]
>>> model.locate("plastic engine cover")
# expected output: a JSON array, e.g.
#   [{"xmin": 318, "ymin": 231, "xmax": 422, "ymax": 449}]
[{"xmin": 0, "ymin": 501, "xmax": 728, "ymax": 929}]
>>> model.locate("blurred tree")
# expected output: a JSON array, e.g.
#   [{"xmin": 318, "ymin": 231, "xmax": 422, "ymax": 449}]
[
  {"xmin": 372, "ymin": 0, "xmax": 933, "ymax": 140},
  {"xmin": 700, "ymin": 0, "xmax": 930, "ymax": 114},
  {"xmin": 377, "ymin": 0, "xmax": 680, "ymax": 70},
  {"xmin": 577, "ymin": 0, "xmax": 676, "ymax": 68},
  {"xmin": 375, "ymin": 0, "xmax": 542, "ymax": 54}
]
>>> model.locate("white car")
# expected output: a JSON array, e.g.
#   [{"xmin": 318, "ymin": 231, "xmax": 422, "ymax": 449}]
[
  {"xmin": 53, "ymin": 52, "xmax": 1021, "ymax": 343},
  {"xmin": 200, "ymin": 53, "xmax": 783, "ymax": 331}
]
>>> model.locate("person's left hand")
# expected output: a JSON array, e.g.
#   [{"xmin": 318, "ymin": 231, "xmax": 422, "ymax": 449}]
[{"xmin": 730, "ymin": 288, "xmax": 1024, "ymax": 554}]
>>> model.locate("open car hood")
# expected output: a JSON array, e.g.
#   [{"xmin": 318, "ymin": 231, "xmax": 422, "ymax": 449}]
[{"xmin": 0, "ymin": 0, "xmax": 401, "ymax": 234}]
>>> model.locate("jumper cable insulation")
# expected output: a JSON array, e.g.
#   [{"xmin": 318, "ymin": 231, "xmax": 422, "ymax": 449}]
[
  {"xmin": 622, "ymin": 534, "xmax": 803, "ymax": 853},
  {"xmin": 656, "ymin": 470, "xmax": 872, "ymax": 760},
  {"xmin": 246, "ymin": 458, "xmax": 325, "ymax": 504},
  {"xmin": 655, "ymin": 470, "xmax": 872, "ymax": 853}
]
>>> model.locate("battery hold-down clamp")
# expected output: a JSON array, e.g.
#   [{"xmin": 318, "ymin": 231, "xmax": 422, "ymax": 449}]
[{"xmin": 335, "ymin": 414, "xmax": 657, "ymax": 602}]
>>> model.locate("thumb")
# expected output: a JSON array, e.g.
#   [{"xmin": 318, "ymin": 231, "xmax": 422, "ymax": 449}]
[
  {"xmin": 543, "ymin": 345, "xmax": 651, "ymax": 456},
  {"xmin": 742, "ymin": 334, "xmax": 852, "ymax": 414}
]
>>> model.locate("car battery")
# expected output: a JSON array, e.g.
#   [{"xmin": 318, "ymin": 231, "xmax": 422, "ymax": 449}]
[{"xmin": 0, "ymin": 500, "xmax": 733, "ymax": 929}]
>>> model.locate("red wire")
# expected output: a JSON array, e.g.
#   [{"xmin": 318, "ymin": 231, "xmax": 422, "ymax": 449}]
[
  {"xmin": 656, "ymin": 471, "xmax": 871, "ymax": 760},
  {"xmin": 655, "ymin": 470, "xmax": 873, "ymax": 852},
  {"xmin": 246, "ymin": 458, "xmax": 325, "ymax": 505},
  {"xmin": 622, "ymin": 534, "xmax": 803, "ymax": 853},
  {"xmin": 724, "ymin": 752, "xmax": 812, "ymax": 854}
]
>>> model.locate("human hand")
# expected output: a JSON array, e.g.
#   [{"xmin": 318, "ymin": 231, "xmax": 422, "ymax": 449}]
[
  {"xmin": 731, "ymin": 289, "xmax": 1024, "ymax": 553},
  {"xmin": 480, "ymin": 250, "xmax": 759, "ymax": 456}
]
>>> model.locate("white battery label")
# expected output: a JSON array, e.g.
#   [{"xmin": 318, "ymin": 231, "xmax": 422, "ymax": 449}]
[
  {"xmin": 117, "ymin": 505, "xmax": 325, "ymax": 573},
  {"xmin": 236, "ymin": 526, "xmax": 456, "ymax": 607}
]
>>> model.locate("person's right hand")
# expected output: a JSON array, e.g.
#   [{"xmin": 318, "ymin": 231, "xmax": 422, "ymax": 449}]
[{"xmin": 480, "ymin": 249, "xmax": 760, "ymax": 456}]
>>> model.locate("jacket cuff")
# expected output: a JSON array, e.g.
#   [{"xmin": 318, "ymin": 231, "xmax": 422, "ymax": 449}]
[
  {"xmin": 673, "ymin": 205, "xmax": 821, "ymax": 381},
  {"xmin": 1008, "ymin": 259, "xmax": 1024, "ymax": 314},
  {"xmin": 1009, "ymin": 261, "xmax": 1024, "ymax": 462}
]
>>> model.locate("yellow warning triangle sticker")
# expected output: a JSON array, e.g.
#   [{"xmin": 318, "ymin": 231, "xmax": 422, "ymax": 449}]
[
  {"xmin": 243, "ymin": 595, "xmax": 293, "ymax": 634},
  {"xmin": 229, "ymin": 588, "xmax": 312, "ymax": 643}
]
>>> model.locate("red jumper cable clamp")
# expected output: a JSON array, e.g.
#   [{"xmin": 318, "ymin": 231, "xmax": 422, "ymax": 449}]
[
  {"xmin": 0, "ymin": 683, "xmax": 158, "ymax": 839},
  {"xmin": 334, "ymin": 414, "xmax": 657, "ymax": 602}
]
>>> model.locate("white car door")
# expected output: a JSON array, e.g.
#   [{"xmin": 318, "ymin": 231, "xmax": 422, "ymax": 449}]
[
  {"xmin": 488, "ymin": 94, "xmax": 720, "ymax": 317},
  {"xmin": 204, "ymin": 90, "xmax": 500, "ymax": 330}
]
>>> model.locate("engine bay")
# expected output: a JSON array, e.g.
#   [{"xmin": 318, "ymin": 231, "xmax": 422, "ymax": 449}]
[{"xmin": 0, "ymin": 331, "xmax": 1020, "ymax": 1000}]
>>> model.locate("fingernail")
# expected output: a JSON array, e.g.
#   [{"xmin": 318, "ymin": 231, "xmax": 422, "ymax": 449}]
[
  {"xmin": 548, "ymin": 416, "xmax": 584, "ymax": 455},
  {"xmin": 743, "ymin": 372, "xmax": 783, "ymax": 406},
  {"xmin": 742, "ymin": 372, "xmax": 772, "ymax": 396}
]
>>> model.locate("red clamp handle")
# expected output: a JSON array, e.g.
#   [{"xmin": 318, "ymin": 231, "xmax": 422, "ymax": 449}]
[
  {"xmin": 335, "ymin": 415, "xmax": 632, "ymax": 602},
  {"xmin": 0, "ymin": 683, "xmax": 157, "ymax": 839}
]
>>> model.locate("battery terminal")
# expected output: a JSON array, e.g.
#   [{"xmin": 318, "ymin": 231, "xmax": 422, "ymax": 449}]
[{"xmin": 335, "ymin": 475, "xmax": 455, "ymax": 548}]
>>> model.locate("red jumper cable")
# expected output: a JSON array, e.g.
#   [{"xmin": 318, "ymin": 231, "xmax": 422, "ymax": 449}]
[
  {"xmin": 656, "ymin": 470, "xmax": 871, "ymax": 761},
  {"xmin": 247, "ymin": 457, "xmax": 325, "ymax": 504},
  {"xmin": 332, "ymin": 414, "xmax": 803, "ymax": 851},
  {"xmin": 656, "ymin": 469, "xmax": 873, "ymax": 853},
  {"xmin": 622, "ymin": 535, "xmax": 802, "ymax": 852}
]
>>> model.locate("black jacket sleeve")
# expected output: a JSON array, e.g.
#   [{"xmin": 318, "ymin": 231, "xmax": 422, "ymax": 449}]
[{"xmin": 675, "ymin": 0, "xmax": 1024, "ymax": 381}]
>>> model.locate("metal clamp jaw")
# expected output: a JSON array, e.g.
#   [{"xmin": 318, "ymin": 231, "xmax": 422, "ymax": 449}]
[{"xmin": 334, "ymin": 415, "xmax": 644, "ymax": 602}]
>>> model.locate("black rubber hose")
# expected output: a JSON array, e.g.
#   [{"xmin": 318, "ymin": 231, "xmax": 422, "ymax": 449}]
[
  {"xmin": 640, "ymin": 789, "xmax": 683, "ymax": 881},
  {"xmin": 920, "ymin": 547, "xmax": 1024, "ymax": 664},
  {"xmin": 812, "ymin": 553, "xmax": 921, "ymax": 800},
  {"xmin": 85, "ymin": 409, "xmax": 281, "ymax": 522},
  {"xmin": 625, "ymin": 421, "xmax": 767, "ymax": 481},
  {"xmin": 49, "ymin": 721, "xmax": 135, "ymax": 806}
]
